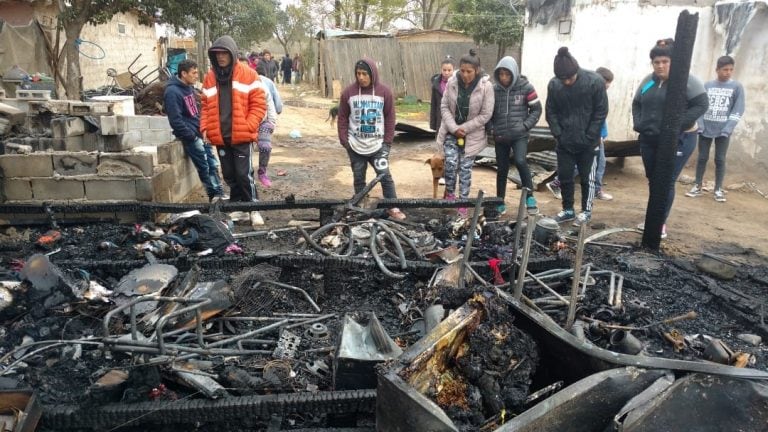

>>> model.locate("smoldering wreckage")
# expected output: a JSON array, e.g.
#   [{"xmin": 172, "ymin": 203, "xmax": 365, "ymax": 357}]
[{"xmin": 0, "ymin": 176, "xmax": 766, "ymax": 432}]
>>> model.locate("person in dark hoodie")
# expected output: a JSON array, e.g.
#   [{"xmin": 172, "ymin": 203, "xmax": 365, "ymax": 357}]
[
  {"xmin": 545, "ymin": 47, "xmax": 608, "ymax": 227},
  {"xmin": 201, "ymin": 36, "xmax": 267, "ymax": 226},
  {"xmin": 632, "ymin": 38, "xmax": 708, "ymax": 238},
  {"xmin": 164, "ymin": 59, "xmax": 225, "ymax": 202},
  {"xmin": 489, "ymin": 55, "xmax": 542, "ymax": 214},
  {"xmin": 337, "ymin": 58, "xmax": 406, "ymax": 220}
]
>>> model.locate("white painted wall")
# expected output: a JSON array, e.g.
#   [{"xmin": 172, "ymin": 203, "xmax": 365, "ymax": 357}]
[{"xmin": 522, "ymin": 0, "xmax": 767, "ymax": 175}]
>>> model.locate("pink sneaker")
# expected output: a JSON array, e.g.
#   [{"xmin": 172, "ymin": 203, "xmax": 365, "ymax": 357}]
[
  {"xmin": 259, "ymin": 173, "xmax": 272, "ymax": 188},
  {"xmin": 444, "ymin": 192, "xmax": 456, "ymax": 201},
  {"xmin": 457, "ymin": 207, "xmax": 468, "ymax": 218}
]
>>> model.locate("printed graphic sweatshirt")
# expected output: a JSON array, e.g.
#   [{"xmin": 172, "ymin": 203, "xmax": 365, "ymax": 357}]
[
  {"xmin": 699, "ymin": 79, "xmax": 745, "ymax": 138},
  {"xmin": 337, "ymin": 58, "xmax": 395, "ymax": 155}
]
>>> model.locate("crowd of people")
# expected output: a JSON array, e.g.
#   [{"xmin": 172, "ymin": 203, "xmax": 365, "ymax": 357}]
[
  {"xmin": 423, "ymin": 41, "xmax": 744, "ymax": 238},
  {"xmin": 163, "ymin": 34, "xmax": 745, "ymax": 235}
]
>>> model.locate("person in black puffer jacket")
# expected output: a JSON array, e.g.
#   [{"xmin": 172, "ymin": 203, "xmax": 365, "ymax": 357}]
[
  {"xmin": 545, "ymin": 47, "xmax": 609, "ymax": 227},
  {"xmin": 489, "ymin": 56, "xmax": 542, "ymax": 214}
]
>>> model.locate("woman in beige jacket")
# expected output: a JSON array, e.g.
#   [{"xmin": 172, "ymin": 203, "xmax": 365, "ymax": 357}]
[{"xmin": 436, "ymin": 49, "xmax": 495, "ymax": 217}]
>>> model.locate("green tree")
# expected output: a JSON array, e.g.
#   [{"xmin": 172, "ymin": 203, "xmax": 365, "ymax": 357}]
[
  {"xmin": 448, "ymin": 0, "xmax": 524, "ymax": 60},
  {"xmin": 412, "ymin": 0, "xmax": 451, "ymax": 29},
  {"xmin": 274, "ymin": 5, "xmax": 313, "ymax": 55},
  {"xmin": 208, "ymin": 0, "xmax": 279, "ymax": 51}
]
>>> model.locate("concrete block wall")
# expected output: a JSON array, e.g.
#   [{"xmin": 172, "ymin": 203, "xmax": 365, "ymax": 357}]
[{"xmin": 1, "ymin": 102, "xmax": 201, "ymax": 205}]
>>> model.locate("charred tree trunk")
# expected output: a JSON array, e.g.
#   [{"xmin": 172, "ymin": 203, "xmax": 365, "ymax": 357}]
[{"xmin": 641, "ymin": 11, "xmax": 699, "ymax": 250}]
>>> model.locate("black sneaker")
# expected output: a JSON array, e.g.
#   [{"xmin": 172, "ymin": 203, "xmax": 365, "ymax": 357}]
[{"xmin": 554, "ymin": 209, "xmax": 575, "ymax": 223}]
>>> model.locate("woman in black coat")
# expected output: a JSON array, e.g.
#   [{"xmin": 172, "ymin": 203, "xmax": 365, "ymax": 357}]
[{"xmin": 429, "ymin": 57, "xmax": 456, "ymax": 131}]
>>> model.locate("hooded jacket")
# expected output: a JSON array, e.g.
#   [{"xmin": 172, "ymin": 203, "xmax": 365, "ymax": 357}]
[
  {"xmin": 164, "ymin": 75, "xmax": 201, "ymax": 144},
  {"xmin": 200, "ymin": 36, "xmax": 267, "ymax": 146},
  {"xmin": 437, "ymin": 71, "xmax": 495, "ymax": 158},
  {"xmin": 489, "ymin": 56, "xmax": 542, "ymax": 141},
  {"xmin": 545, "ymin": 68, "xmax": 609, "ymax": 151},
  {"xmin": 632, "ymin": 73, "xmax": 708, "ymax": 137},
  {"xmin": 337, "ymin": 58, "xmax": 396, "ymax": 155},
  {"xmin": 429, "ymin": 73, "xmax": 448, "ymax": 131}
]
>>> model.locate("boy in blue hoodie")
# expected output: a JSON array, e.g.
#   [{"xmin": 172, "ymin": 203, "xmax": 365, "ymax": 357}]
[{"xmin": 163, "ymin": 59, "xmax": 224, "ymax": 201}]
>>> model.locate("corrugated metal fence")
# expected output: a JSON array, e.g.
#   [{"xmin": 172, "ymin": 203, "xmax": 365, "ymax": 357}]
[{"xmin": 319, "ymin": 38, "xmax": 517, "ymax": 101}]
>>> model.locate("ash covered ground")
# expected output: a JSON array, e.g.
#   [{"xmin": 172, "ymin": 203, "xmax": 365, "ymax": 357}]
[{"xmin": 0, "ymin": 205, "xmax": 766, "ymax": 431}]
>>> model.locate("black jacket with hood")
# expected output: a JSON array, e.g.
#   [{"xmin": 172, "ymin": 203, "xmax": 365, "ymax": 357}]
[
  {"xmin": 489, "ymin": 56, "xmax": 542, "ymax": 141},
  {"xmin": 429, "ymin": 73, "xmax": 446, "ymax": 131},
  {"xmin": 632, "ymin": 73, "xmax": 708, "ymax": 137},
  {"xmin": 545, "ymin": 68, "xmax": 609, "ymax": 151}
]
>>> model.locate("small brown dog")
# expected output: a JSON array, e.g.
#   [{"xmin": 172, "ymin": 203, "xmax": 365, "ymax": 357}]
[
  {"xmin": 327, "ymin": 104, "xmax": 339, "ymax": 127},
  {"xmin": 425, "ymin": 153, "xmax": 445, "ymax": 198}
]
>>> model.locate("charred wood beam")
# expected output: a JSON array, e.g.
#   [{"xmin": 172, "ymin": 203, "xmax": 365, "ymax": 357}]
[
  {"xmin": 642, "ymin": 10, "xmax": 699, "ymax": 250},
  {"xmin": 42, "ymin": 389, "xmax": 376, "ymax": 429}
]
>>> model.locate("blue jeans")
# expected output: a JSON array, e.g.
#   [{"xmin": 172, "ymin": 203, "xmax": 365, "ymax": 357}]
[
  {"xmin": 639, "ymin": 132, "xmax": 697, "ymax": 223},
  {"xmin": 184, "ymin": 138, "xmax": 223, "ymax": 199},
  {"xmin": 595, "ymin": 139, "xmax": 606, "ymax": 192}
]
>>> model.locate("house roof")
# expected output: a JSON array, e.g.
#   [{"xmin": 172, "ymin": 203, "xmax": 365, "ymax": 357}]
[{"xmin": 316, "ymin": 28, "xmax": 392, "ymax": 40}]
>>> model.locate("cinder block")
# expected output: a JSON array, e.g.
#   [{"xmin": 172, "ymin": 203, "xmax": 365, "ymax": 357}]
[
  {"xmin": 37, "ymin": 137, "xmax": 54, "ymax": 151},
  {"xmin": 16, "ymin": 89, "xmax": 52, "ymax": 100},
  {"xmin": 31, "ymin": 178, "xmax": 85, "ymax": 200},
  {"xmin": 101, "ymin": 130, "xmax": 142, "ymax": 152},
  {"xmin": 99, "ymin": 115, "xmax": 128, "ymax": 135},
  {"xmin": 149, "ymin": 116, "xmax": 172, "ymax": 130},
  {"xmin": 62, "ymin": 136, "xmax": 86, "ymax": 152},
  {"xmin": 0, "ymin": 154, "xmax": 53, "ymax": 177},
  {"xmin": 123, "ymin": 115, "xmax": 150, "ymax": 130},
  {"xmin": 98, "ymin": 153, "xmax": 154, "ymax": 176},
  {"xmin": 157, "ymin": 140, "xmax": 186, "ymax": 165},
  {"xmin": 79, "ymin": 133, "xmax": 101, "ymax": 152},
  {"xmin": 135, "ymin": 178, "xmax": 153, "ymax": 201},
  {"xmin": 51, "ymin": 117, "xmax": 86, "ymax": 138},
  {"xmin": 90, "ymin": 102, "xmax": 112, "ymax": 115},
  {"xmin": 53, "ymin": 153, "xmax": 98, "ymax": 175},
  {"xmin": 2, "ymin": 179, "xmax": 33, "ymax": 200},
  {"xmin": 171, "ymin": 168, "xmax": 199, "ymax": 202},
  {"xmin": 84, "ymin": 178, "xmax": 137, "ymax": 200},
  {"xmin": 141, "ymin": 129, "xmax": 173, "ymax": 145},
  {"xmin": 151, "ymin": 166, "xmax": 175, "ymax": 201},
  {"xmin": 69, "ymin": 102, "xmax": 94, "ymax": 115},
  {"xmin": 46, "ymin": 100, "xmax": 72, "ymax": 115}
]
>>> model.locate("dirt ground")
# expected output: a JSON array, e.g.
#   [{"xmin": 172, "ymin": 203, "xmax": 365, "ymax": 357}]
[{"xmin": 237, "ymin": 83, "xmax": 768, "ymax": 261}]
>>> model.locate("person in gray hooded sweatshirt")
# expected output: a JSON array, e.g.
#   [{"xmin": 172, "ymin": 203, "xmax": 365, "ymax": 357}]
[{"xmin": 489, "ymin": 56, "xmax": 542, "ymax": 214}]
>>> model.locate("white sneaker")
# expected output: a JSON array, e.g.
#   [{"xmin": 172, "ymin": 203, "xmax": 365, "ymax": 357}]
[
  {"xmin": 250, "ymin": 211, "xmax": 265, "ymax": 226},
  {"xmin": 596, "ymin": 191, "xmax": 613, "ymax": 201},
  {"xmin": 714, "ymin": 189, "xmax": 726, "ymax": 202},
  {"xmin": 685, "ymin": 184, "xmax": 702, "ymax": 198},
  {"xmin": 228, "ymin": 211, "xmax": 249, "ymax": 221},
  {"xmin": 438, "ymin": 177, "xmax": 445, "ymax": 185}
]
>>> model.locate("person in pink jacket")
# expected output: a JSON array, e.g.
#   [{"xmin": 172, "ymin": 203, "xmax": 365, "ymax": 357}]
[{"xmin": 436, "ymin": 49, "xmax": 495, "ymax": 217}]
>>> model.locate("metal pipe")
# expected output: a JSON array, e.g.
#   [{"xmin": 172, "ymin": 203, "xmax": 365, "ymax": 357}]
[
  {"xmin": 284, "ymin": 313, "xmax": 337, "ymax": 330},
  {"xmin": 261, "ymin": 280, "xmax": 321, "ymax": 313},
  {"xmin": 525, "ymin": 270, "xmax": 570, "ymax": 305},
  {"xmin": 608, "ymin": 272, "xmax": 616, "ymax": 306},
  {"xmin": 233, "ymin": 225, "xmax": 319, "ymax": 239},
  {"xmin": 509, "ymin": 189, "xmax": 529, "ymax": 285},
  {"xmin": 566, "ymin": 222, "xmax": 588, "ymax": 329},
  {"xmin": 459, "ymin": 190, "xmax": 484, "ymax": 290},
  {"xmin": 614, "ymin": 275, "xmax": 624, "ymax": 310},
  {"xmin": 298, "ymin": 225, "xmax": 332, "ymax": 256},
  {"xmin": 580, "ymin": 264, "xmax": 592, "ymax": 296},
  {"xmin": 514, "ymin": 213, "xmax": 538, "ymax": 300},
  {"xmin": 464, "ymin": 262, "xmax": 491, "ymax": 287}
]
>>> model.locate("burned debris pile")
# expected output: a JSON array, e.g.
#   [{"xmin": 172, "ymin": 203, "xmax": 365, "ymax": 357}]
[{"xmin": 0, "ymin": 194, "xmax": 766, "ymax": 431}]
